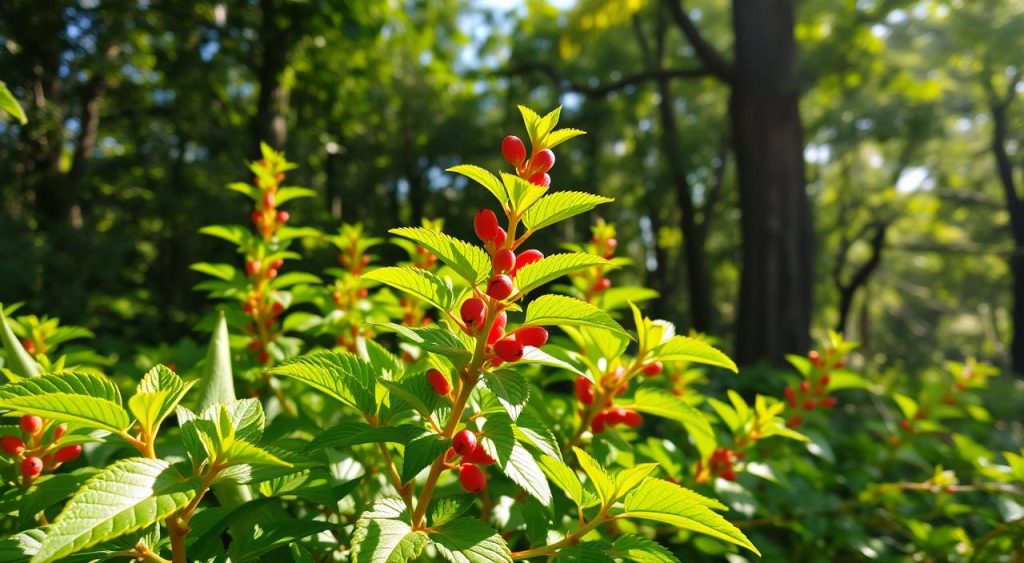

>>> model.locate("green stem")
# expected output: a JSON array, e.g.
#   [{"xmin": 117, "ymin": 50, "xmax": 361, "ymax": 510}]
[{"xmin": 510, "ymin": 507, "xmax": 611, "ymax": 560}]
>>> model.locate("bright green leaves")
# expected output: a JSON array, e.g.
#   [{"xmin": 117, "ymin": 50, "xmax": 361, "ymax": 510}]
[
  {"xmin": 500, "ymin": 172, "xmax": 548, "ymax": 215},
  {"xmin": 400, "ymin": 432, "xmax": 451, "ymax": 483},
  {"xmin": 524, "ymin": 295, "xmax": 628, "ymax": 337},
  {"xmin": 389, "ymin": 227, "xmax": 491, "ymax": 285},
  {"xmin": 428, "ymin": 517, "xmax": 512, "ymax": 563},
  {"xmin": 625, "ymin": 389, "xmax": 717, "ymax": 459},
  {"xmin": 480, "ymin": 414, "xmax": 552, "ymax": 505},
  {"xmin": 374, "ymin": 324, "xmax": 473, "ymax": 362},
  {"xmin": 518, "ymin": 106, "xmax": 582, "ymax": 150},
  {"xmin": 522, "ymin": 191, "xmax": 613, "ymax": 233},
  {"xmin": 0, "ymin": 305, "xmax": 41, "ymax": 378},
  {"xmin": 270, "ymin": 351, "xmax": 377, "ymax": 413},
  {"xmin": 177, "ymin": 398, "xmax": 290, "ymax": 477},
  {"xmin": 128, "ymin": 365, "xmax": 195, "ymax": 441},
  {"xmin": 194, "ymin": 312, "xmax": 236, "ymax": 411},
  {"xmin": 0, "ymin": 371, "xmax": 130, "ymax": 432},
  {"xmin": 515, "ymin": 253, "xmax": 611, "ymax": 295},
  {"xmin": 622, "ymin": 479, "xmax": 759, "ymax": 556},
  {"xmin": 447, "ymin": 165, "xmax": 507, "ymax": 206},
  {"xmin": 31, "ymin": 458, "xmax": 200, "ymax": 563},
  {"xmin": 653, "ymin": 335, "xmax": 737, "ymax": 372},
  {"xmin": 574, "ymin": 447, "xmax": 616, "ymax": 506},
  {"xmin": 306, "ymin": 422, "xmax": 423, "ymax": 452},
  {"xmin": 0, "ymin": 81, "xmax": 27, "ymax": 125},
  {"xmin": 609, "ymin": 535, "xmax": 680, "ymax": 563},
  {"xmin": 351, "ymin": 498, "xmax": 429, "ymax": 563},
  {"xmin": 363, "ymin": 266, "xmax": 454, "ymax": 312},
  {"xmin": 538, "ymin": 455, "xmax": 584, "ymax": 506}
]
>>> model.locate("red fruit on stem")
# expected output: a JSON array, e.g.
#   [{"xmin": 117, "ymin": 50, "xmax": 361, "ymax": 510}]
[
  {"xmin": 493, "ymin": 249, "xmax": 516, "ymax": 273},
  {"xmin": 803, "ymin": 399, "xmax": 816, "ymax": 411},
  {"xmin": 357, "ymin": 288, "xmax": 369, "ymax": 298},
  {"xmin": 799, "ymin": 380, "xmax": 810, "ymax": 393},
  {"xmin": 463, "ymin": 447, "xmax": 496, "ymax": 465},
  {"xmin": 786, "ymin": 415, "xmax": 803, "ymax": 428},
  {"xmin": 590, "ymin": 412, "xmax": 607, "ymax": 434},
  {"xmin": 23, "ymin": 340, "xmax": 35, "ymax": 354},
  {"xmin": 621, "ymin": 410, "xmax": 643, "ymax": 428},
  {"xmin": 808, "ymin": 350, "xmax": 823, "ymax": 366},
  {"xmin": 820, "ymin": 397, "xmax": 837, "ymax": 408},
  {"xmin": 899, "ymin": 419, "xmax": 912, "ymax": 431},
  {"xmin": 247, "ymin": 340, "xmax": 262, "ymax": 352},
  {"xmin": 784, "ymin": 386, "xmax": 797, "ymax": 407},
  {"xmin": 575, "ymin": 376, "xmax": 595, "ymax": 405},
  {"xmin": 515, "ymin": 326, "xmax": 548, "ymax": 348},
  {"xmin": 721, "ymin": 468, "xmax": 737, "ymax": 481},
  {"xmin": 452, "ymin": 430, "xmax": 478, "ymax": 457},
  {"xmin": 488, "ymin": 311, "xmax": 507, "ymax": 345},
  {"xmin": 262, "ymin": 191, "xmax": 275, "ymax": 209},
  {"xmin": 257, "ymin": 350, "xmax": 270, "ymax": 364},
  {"xmin": 593, "ymin": 278, "xmax": 611, "ymax": 292},
  {"xmin": 246, "ymin": 260, "xmax": 261, "ymax": 277},
  {"xmin": 1, "ymin": 436, "xmax": 25, "ymax": 455},
  {"xmin": 642, "ymin": 361, "xmax": 663, "ymax": 377},
  {"xmin": 271, "ymin": 302, "xmax": 284, "ymax": 316},
  {"xmin": 53, "ymin": 424, "xmax": 67, "ymax": 440},
  {"xmin": 501, "ymin": 135, "xmax": 527, "ymax": 167},
  {"xmin": 460, "ymin": 298, "xmax": 487, "ymax": 331},
  {"xmin": 820, "ymin": 374, "xmax": 831, "ymax": 387},
  {"xmin": 20, "ymin": 415, "xmax": 42, "ymax": 435},
  {"xmin": 276, "ymin": 210, "xmax": 289, "ymax": 223},
  {"xmin": 459, "ymin": 463, "xmax": 487, "ymax": 493},
  {"xmin": 487, "ymin": 274, "xmax": 515, "ymax": 300},
  {"xmin": 605, "ymin": 238, "xmax": 618, "ymax": 250},
  {"xmin": 266, "ymin": 269, "xmax": 278, "ymax": 279},
  {"xmin": 494, "ymin": 338, "xmax": 524, "ymax": 362},
  {"xmin": 474, "ymin": 209, "xmax": 500, "ymax": 242},
  {"xmin": 528, "ymin": 172, "xmax": 550, "ymax": 187},
  {"xmin": 250, "ymin": 211, "xmax": 262, "ymax": 225},
  {"xmin": 834, "ymin": 360, "xmax": 845, "ymax": 369},
  {"xmin": 444, "ymin": 448, "xmax": 458, "ymax": 463},
  {"xmin": 426, "ymin": 369, "xmax": 451, "ymax": 396},
  {"xmin": 55, "ymin": 444, "xmax": 82, "ymax": 463},
  {"xmin": 512, "ymin": 249, "xmax": 543, "ymax": 276},
  {"xmin": 21, "ymin": 456, "xmax": 43, "ymax": 477},
  {"xmin": 531, "ymin": 149, "xmax": 555, "ymax": 174},
  {"xmin": 493, "ymin": 227, "xmax": 507, "ymax": 247}
]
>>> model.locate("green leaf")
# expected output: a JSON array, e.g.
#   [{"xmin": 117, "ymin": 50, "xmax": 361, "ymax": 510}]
[
  {"xmin": 275, "ymin": 186, "xmax": 317, "ymax": 204},
  {"xmin": 190, "ymin": 262, "xmax": 238, "ymax": 282},
  {"xmin": 573, "ymin": 447, "xmax": 616, "ymax": 506},
  {"xmin": 522, "ymin": 192, "xmax": 612, "ymax": 233},
  {"xmin": 524, "ymin": 295, "xmax": 628, "ymax": 337},
  {"xmin": 32, "ymin": 458, "xmax": 200, "ymax": 563},
  {"xmin": 0, "ymin": 372, "xmax": 130, "ymax": 432},
  {"xmin": 483, "ymin": 369, "xmax": 530, "ymax": 420},
  {"xmin": 448, "ymin": 165, "xmax": 507, "ymax": 205},
  {"xmin": 373, "ymin": 324, "xmax": 473, "ymax": 361},
  {"xmin": 500, "ymin": 172, "xmax": 548, "ymax": 214},
  {"xmin": 199, "ymin": 224, "xmax": 252, "ymax": 246},
  {"xmin": 270, "ymin": 351, "xmax": 376, "ymax": 412},
  {"xmin": 306, "ymin": 422, "xmax": 423, "ymax": 451},
  {"xmin": 0, "ymin": 306, "xmax": 40, "ymax": 378},
  {"xmin": 129, "ymin": 365, "xmax": 195, "ymax": 436},
  {"xmin": 429, "ymin": 495, "xmax": 476, "ymax": 527},
  {"xmin": 221, "ymin": 439, "xmax": 292, "ymax": 468},
  {"xmin": 20, "ymin": 468, "xmax": 99, "ymax": 528},
  {"xmin": 518, "ymin": 346, "xmax": 584, "ymax": 376},
  {"xmin": 194, "ymin": 312, "xmax": 237, "ymax": 411},
  {"xmin": 554, "ymin": 542, "xmax": 615, "ymax": 562},
  {"xmin": 390, "ymin": 227, "xmax": 491, "ymax": 285},
  {"xmin": 514, "ymin": 253, "xmax": 611, "ymax": 295},
  {"xmin": 226, "ymin": 182, "xmax": 259, "ymax": 199},
  {"xmin": 500, "ymin": 444, "xmax": 551, "ymax": 505},
  {"xmin": 351, "ymin": 498, "xmax": 429, "ymax": 563},
  {"xmin": 428, "ymin": 517, "xmax": 512, "ymax": 563},
  {"xmin": 614, "ymin": 464, "xmax": 659, "ymax": 499},
  {"xmin": 401, "ymin": 433, "xmax": 451, "ymax": 483},
  {"xmin": 538, "ymin": 455, "xmax": 582, "ymax": 506},
  {"xmin": 514, "ymin": 408, "xmax": 561, "ymax": 460},
  {"xmin": 229, "ymin": 520, "xmax": 333, "ymax": 561},
  {"xmin": 622, "ymin": 479, "xmax": 759, "ymax": 555},
  {"xmin": 199, "ymin": 398, "xmax": 265, "ymax": 443},
  {"xmin": 611, "ymin": 535, "xmax": 680, "ymax": 563},
  {"xmin": 626, "ymin": 389, "xmax": 716, "ymax": 460},
  {"xmin": 517, "ymin": 105, "xmax": 544, "ymax": 142},
  {"xmin": 0, "ymin": 82, "xmax": 27, "ymax": 125},
  {"xmin": 544, "ymin": 128, "xmax": 586, "ymax": 149},
  {"xmin": 653, "ymin": 336, "xmax": 737, "ymax": 372},
  {"xmin": 363, "ymin": 267, "xmax": 454, "ymax": 311}
]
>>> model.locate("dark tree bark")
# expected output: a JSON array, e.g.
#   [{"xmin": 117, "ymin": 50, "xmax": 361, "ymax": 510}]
[
  {"xmin": 728, "ymin": 0, "xmax": 813, "ymax": 364},
  {"xmin": 835, "ymin": 222, "xmax": 889, "ymax": 334},
  {"xmin": 253, "ymin": 0, "xmax": 291, "ymax": 153}
]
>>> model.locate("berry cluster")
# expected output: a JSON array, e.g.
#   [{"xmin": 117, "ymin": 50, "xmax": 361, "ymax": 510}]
[
  {"xmin": 443, "ymin": 429, "xmax": 494, "ymax": 493},
  {"xmin": 328, "ymin": 224, "xmax": 377, "ymax": 352},
  {"xmin": 248, "ymin": 158, "xmax": 291, "ymax": 240},
  {"xmin": 695, "ymin": 447, "xmax": 741, "ymax": 482},
  {"xmin": 1, "ymin": 415, "xmax": 80, "ymax": 484},
  {"xmin": 501, "ymin": 135, "xmax": 555, "ymax": 187},
  {"xmin": 784, "ymin": 349, "xmax": 840, "ymax": 428},
  {"xmin": 573, "ymin": 360, "xmax": 664, "ymax": 435},
  {"xmin": 572, "ymin": 220, "xmax": 618, "ymax": 301}
]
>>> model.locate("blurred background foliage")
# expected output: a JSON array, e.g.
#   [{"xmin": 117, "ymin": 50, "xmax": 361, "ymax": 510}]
[{"xmin": 0, "ymin": 0, "xmax": 1022, "ymax": 375}]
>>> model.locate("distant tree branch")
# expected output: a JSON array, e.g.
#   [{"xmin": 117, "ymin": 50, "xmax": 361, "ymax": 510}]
[
  {"xmin": 501, "ymin": 62, "xmax": 711, "ymax": 98},
  {"xmin": 662, "ymin": 0, "xmax": 732, "ymax": 83}
]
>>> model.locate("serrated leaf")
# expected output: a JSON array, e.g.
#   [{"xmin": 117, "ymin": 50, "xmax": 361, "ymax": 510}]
[
  {"xmin": 573, "ymin": 447, "xmax": 616, "ymax": 505},
  {"xmin": 522, "ymin": 191, "xmax": 611, "ymax": 232},
  {"xmin": 351, "ymin": 498, "xmax": 428, "ymax": 563},
  {"xmin": 614, "ymin": 464, "xmax": 659, "ymax": 499},
  {"xmin": 518, "ymin": 346, "xmax": 584, "ymax": 376},
  {"xmin": 429, "ymin": 495, "xmax": 476, "ymax": 528},
  {"xmin": 611, "ymin": 535, "xmax": 680, "ymax": 563},
  {"xmin": 0, "ymin": 306, "xmax": 40, "ymax": 378},
  {"xmin": 622, "ymin": 479, "xmax": 759, "ymax": 555},
  {"xmin": 130, "ymin": 365, "xmax": 195, "ymax": 436},
  {"xmin": 538, "ymin": 455, "xmax": 582, "ymax": 506},
  {"xmin": 448, "ymin": 165, "xmax": 507, "ymax": 205},
  {"xmin": 514, "ymin": 253, "xmax": 611, "ymax": 295},
  {"xmin": 514, "ymin": 408, "xmax": 561, "ymax": 460},
  {"xmin": 270, "ymin": 351, "xmax": 376, "ymax": 412},
  {"xmin": 221, "ymin": 439, "xmax": 292, "ymax": 468},
  {"xmin": 0, "ymin": 82, "xmax": 28, "ymax": 125},
  {"xmin": 553, "ymin": 541, "xmax": 614, "ymax": 562},
  {"xmin": 544, "ymin": 128, "xmax": 586, "ymax": 149},
  {"xmin": 32, "ymin": 458, "xmax": 200, "ymax": 563},
  {"xmin": 20, "ymin": 468, "xmax": 99, "ymax": 528},
  {"xmin": 517, "ymin": 105, "xmax": 544, "ymax": 145},
  {"xmin": 372, "ymin": 324, "xmax": 473, "ymax": 361},
  {"xmin": 653, "ymin": 336, "xmax": 737, "ymax": 372},
  {"xmin": 198, "ymin": 398, "xmax": 265, "ymax": 443},
  {"xmin": 363, "ymin": 267, "xmax": 454, "ymax": 311},
  {"xmin": 483, "ymin": 369, "xmax": 530, "ymax": 420},
  {"xmin": 306, "ymin": 422, "xmax": 423, "ymax": 451},
  {"xmin": 429, "ymin": 517, "xmax": 512, "ymax": 563},
  {"xmin": 0, "ymin": 372, "xmax": 129, "ymax": 432},
  {"xmin": 500, "ymin": 172, "xmax": 547, "ymax": 214},
  {"xmin": 390, "ymin": 227, "xmax": 491, "ymax": 285},
  {"xmin": 401, "ymin": 433, "xmax": 451, "ymax": 483},
  {"xmin": 228, "ymin": 520, "xmax": 333, "ymax": 561},
  {"xmin": 626, "ymin": 389, "xmax": 716, "ymax": 460},
  {"xmin": 524, "ymin": 295, "xmax": 628, "ymax": 337}
]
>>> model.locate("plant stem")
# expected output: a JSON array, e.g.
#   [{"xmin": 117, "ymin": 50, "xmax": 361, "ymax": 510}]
[{"xmin": 510, "ymin": 507, "xmax": 611, "ymax": 560}]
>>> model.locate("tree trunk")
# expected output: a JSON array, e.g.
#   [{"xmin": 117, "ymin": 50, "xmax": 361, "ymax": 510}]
[
  {"xmin": 730, "ymin": 0, "xmax": 813, "ymax": 364},
  {"xmin": 990, "ymin": 100, "xmax": 1024, "ymax": 374},
  {"xmin": 253, "ymin": 0, "xmax": 290, "ymax": 152}
]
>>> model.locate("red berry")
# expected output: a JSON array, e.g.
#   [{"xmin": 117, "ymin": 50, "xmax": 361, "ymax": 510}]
[
  {"xmin": 53, "ymin": 424, "xmax": 67, "ymax": 440},
  {"xmin": 251, "ymin": 211, "xmax": 263, "ymax": 225},
  {"xmin": 427, "ymin": 369, "xmax": 451, "ymax": 396},
  {"xmin": 357, "ymin": 288, "xmax": 369, "ymax": 298},
  {"xmin": 786, "ymin": 415, "xmax": 803, "ymax": 428},
  {"xmin": 474, "ymin": 209, "xmax": 500, "ymax": 242},
  {"xmin": 721, "ymin": 468, "xmax": 737, "ymax": 481},
  {"xmin": 271, "ymin": 259, "xmax": 284, "ymax": 270},
  {"xmin": 262, "ymin": 191, "xmax": 275, "ymax": 209},
  {"xmin": 257, "ymin": 351, "xmax": 270, "ymax": 364},
  {"xmin": 834, "ymin": 360, "xmax": 845, "ymax": 369},
  {"xmin": 494, "ymin": 338, "xmax": 524, "ymax": 363},
  {"xmin": 593, "ymin": 278, "xmax": 611, "ymax": 292},
  {"xmin": 1, "ymin": 436, "xmax": 25, "ymax": 455},
  {"xmin": 799, "ymin": 380, "xmax": 810, "ymax": 393},
  {"xmin": 604, "ymin": 408, "xmax": 627, "ymax": 425},
  {"xmin": 621, "ymin": 410, "xmax": 643, "ymax": 428},
  {"xmin": 501, "ymin": 135, "xmax": 527, "ymax": 167},
  {"xmin": 605, "ymin": 238, "xmax": 618, "ymax": 250},
  {"xmin": 820, "ymin": 374, "xmax": 831, "ymax": 387},
  {"xmin": 511, "ymin": 249, "xmax": 543, "ymax": 276},
  {"xmin": 590, "ymin": 412, "xmax": 607, "ymax": 434},
  {"xmin": 575, "ymin": 376, "xmax": 595, "ymax": 405},
  {"xmin": 808, "ymin": 350, "xmax": 824, "ymax": 366},
  {"xmin": 21, "ymin": 456, "xmax": 43, "ymax": 477},
  {"xmin": 487, "ymin": 275, "xmax": 515, "ymax": 300},
  {"xmin": 784, "ymin": 386, "xmax": 796, "ymax": 406},
  {"xmin": 20, "ymin": 415, "xmax": 42, "ymax": 435},
  {"xmin": 493, "ymin": 227, "xmax": 507, "ymax": 247},
  {"xmin": 531, "ymin": 149, "xmax": 555, "ymax": 174},
  {"xmin": 266, "ymin": 269, "xmax": 278, "ymax": 279},
  {"xmin": 460, "ymin": 298, "xmax": 488, "ymax": 331},
  {"xmin": 642, "ymin": 361, "xmax": 663, "ymax": 377},
  {"xmin": 899, "ymin": 419, "xmax": 912, "ymax": 431},
  {"xmin": 246, "ymin": 260, "xmax": 261, "ymax": 277},
  {"xmin": 528, "ymin": 172, "xmax": 550, "ymax": 187},
  {"xmin": 55, "ymin": 444, "xmax": 82, "ymax": 463},
  {"xmin": 459, "ymin": 463, "xmax": 487, "ymax": 493},
  {"xmin": 276, "ymin": 210, "xmax": 289, "ymax": 223},
  {"xmin": 820, "ymin": 397, "xmax": 837, "ymax": 408},
  {"xmin": 488, "ymin": 312, "xmax": 507, "ymax": 345},
  {"xmin": 22, "ymin": 340, "xmax": 35, "ymax": 354},
  {"xmin": 493, "ymin": 249, "xmax": 516, "ymax": 273},
  {"xmin": 247, "ymin": 340, "xmax": 262, "ymax": 352},
  {"xmin": 271, "ymin": 302, "xmax": 284, "ymax": 316},
  {"xmin": 803, "ymin": 399, "xmax": 816, "ymax": 411},
  {"xmin": 515, "ymin": 326, "xmax": 548, "ymax": 348},
  {"xmin": 452, "ymin": 430, "xmax": 478, "ymax": 457},
  {"xmin": 463, "ymin": 447, "xmax": 496, "ymax": 466},
  {"xmin": 444, "ymin": 448, "xmax": 458, "ymax": 463}
]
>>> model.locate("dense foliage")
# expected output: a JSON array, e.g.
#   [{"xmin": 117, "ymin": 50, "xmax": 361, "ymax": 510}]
[{"xmin": 0, "ymin": 107, "xmax": 1019, "ymax": 561}]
